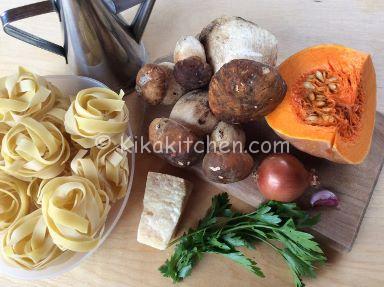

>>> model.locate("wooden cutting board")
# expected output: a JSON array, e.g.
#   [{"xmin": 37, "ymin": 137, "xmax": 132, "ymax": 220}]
[
  {"xmin": 192, "ymin": 113, "xmax": 384, "ymax": 251},
  {"xmin": 144, "ymin": 92, "xmax": 384, "ymax": 251},
  {"xmin": 148, "ymin": 55, "xmax": 384, "ymax": 251}
]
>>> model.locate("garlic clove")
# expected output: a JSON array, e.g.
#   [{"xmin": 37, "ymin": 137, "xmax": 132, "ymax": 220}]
[{"xmin": 310, "ymin": 189, "xmax": 339, "ymax": 207}]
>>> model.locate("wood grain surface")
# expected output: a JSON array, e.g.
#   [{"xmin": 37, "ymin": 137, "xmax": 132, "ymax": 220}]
[
  {"xmin": 145, "ymin": 92, "xmax": 384, "ymax": 251},
  {"xmin": 0, "ymin": 0, "xmax": 384, "ymax": 287},
  {"xmin": 193, "ymin": 113, "xmax": 384, "ymax": 251}
]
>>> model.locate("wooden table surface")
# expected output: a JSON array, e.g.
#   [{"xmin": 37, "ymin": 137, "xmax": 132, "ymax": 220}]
[{"xmin": 0, "ymin": 1, "xmax": 383, "ymax": 286}]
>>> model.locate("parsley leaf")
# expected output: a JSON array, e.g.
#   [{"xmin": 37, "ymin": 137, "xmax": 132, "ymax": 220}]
[{"xmin": 159, "ymin": 193, "xmax": 325, "ymax": 286}]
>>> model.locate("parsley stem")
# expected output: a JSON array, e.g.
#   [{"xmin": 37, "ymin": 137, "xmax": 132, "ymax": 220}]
[{"xmin": 222, "ymin": 224, "xmax": 278, "ymax": 234}]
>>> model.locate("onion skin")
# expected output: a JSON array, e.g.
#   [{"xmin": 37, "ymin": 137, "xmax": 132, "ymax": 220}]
[{"xmin": 255, "ymin": 153, "xmax": 313, "ymax": 202}]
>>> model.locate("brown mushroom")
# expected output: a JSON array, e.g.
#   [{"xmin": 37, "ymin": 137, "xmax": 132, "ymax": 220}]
[
  {"xmin": 135, "ymin": 64, "xmax": 168, "ymax": 105},
  {"xmin": 149, "ymin": 118, "xmax": 202, "ymax": 167},
  {"xmin": 170, "ymin": 90, "xmax": 218, "ymax": 136},
  {"xmin": 173, "ymin": 36, "xmax": 213, "ymax": 91},
  {"xmin": 209, "ymin": 121, "xmax": 246, "ymax": 152},
  {"xmin": 202, "ymin": 151, "xmax": 254, "ymax": 183},
  {"xmin": 135, "ymin": 63, "xmax": 185, "ymax": 106},
  {"xmin": 209, "ymin": 59, "xmax": 287, "ymax": 123},
  {"xmin": 158, "ymin": 62, "xmax": 185, "ymax": 105}
]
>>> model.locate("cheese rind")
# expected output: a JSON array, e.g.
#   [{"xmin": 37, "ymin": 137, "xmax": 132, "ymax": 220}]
[{"xmin": 137, "ymin": 172, "xmax": 192, "ymax": 250}]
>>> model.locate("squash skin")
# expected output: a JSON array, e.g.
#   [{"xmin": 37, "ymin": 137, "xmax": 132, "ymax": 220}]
[{"xmin": 266, "ymin": 44, "xmax": 376, "ymax": 164}]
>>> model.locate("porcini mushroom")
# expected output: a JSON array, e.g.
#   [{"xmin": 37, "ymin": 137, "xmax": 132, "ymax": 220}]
[
  {"xmin": 173, "ymin": 36, "xmax": 213, "ymax": 91},
  {"xmin": 170, "ymin": 90, "xmax": 218, "ymax": 136},
  {"xmin": 159, "ymin": 62, "xmax": 185, "ymax": 105},
  {"xmin": 202, "ymin": 151, "xmax": 254, "ymax": 184},
  {"xmin": 209, "ymin": 121, "xmax": 246, "ymax": 152},
  {"xmin": 174, "ymin": 36, "xmax": 207, "ymax": 63},
  {"xmin": 149, "ymin": 118, "xmax": 202, "ymax": 167},
  {"xmin": 135, "ymin": 63, "xmax": 184, "ymax": 106},
  {"xmin": 135, "ymin": 64, "xmax": 168, "ymax": 105},
  {"xmin": 209, "ymin": 59, "xmax": 287, "ymax": 123},
  {"xmin": 199, "ymin": 16, "xmax": 278, "ymax": 72}
]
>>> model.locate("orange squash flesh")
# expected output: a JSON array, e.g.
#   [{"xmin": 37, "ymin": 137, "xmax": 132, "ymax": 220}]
[{"xmin": 266, "ymin": 45, "xmax": 376, "ymax": 164}]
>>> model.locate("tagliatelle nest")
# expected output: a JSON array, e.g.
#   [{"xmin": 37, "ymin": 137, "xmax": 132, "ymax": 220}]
[
  {"xmin": 41, "ymin": 176, "xmax": 110, "ymax": 252},
  {"xmin": 0, "ymin": 117, "xmax": 71, "ymax": 181},
  {"xmin": 0, "ymin": 67, "xmax": 58, "ymax": 126},
  {"xmin": 0, "ymin": 67, "xmax": 131, "ymax": 270},
  {"xmin": 1, "ymin": 209, "xmax": 62, "ymax": 270},
  {"xmin": 0, "ymin": 172, "xmax": 29, "ymax": 231},
  {"xmin": 64, "ymin": 87, "xmax": 129, "ymax": 148}
]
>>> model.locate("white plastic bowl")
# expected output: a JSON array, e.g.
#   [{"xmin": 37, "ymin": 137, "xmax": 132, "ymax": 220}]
[{"xmin": 0, "ymin": 75, "xmax": 135, "ymax": 280}]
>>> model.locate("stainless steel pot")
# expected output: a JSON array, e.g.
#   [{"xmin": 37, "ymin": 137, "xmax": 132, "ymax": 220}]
[{"xmin": 1, "ymin": 0, "xmax": 156, "ymax": 91}]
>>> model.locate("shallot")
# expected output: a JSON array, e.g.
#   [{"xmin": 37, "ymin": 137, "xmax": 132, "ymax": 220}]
[{"xmin": 254, "ymin": 153, "xmax": 318, "ymax": 202}]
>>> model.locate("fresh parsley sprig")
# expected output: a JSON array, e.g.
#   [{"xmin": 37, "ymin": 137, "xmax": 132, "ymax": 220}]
[{"xmin": 159, "ymin": 193, "xmax": 325, "ymax": 287}]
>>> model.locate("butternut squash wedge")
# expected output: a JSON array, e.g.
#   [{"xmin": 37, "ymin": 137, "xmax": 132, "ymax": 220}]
[{"xmin": 266, "ymin": 44, "xmax": 376, "ymax": 164}]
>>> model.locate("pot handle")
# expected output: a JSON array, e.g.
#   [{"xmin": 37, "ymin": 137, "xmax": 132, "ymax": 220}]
[
  {"xmin": 130, "ymin": 0, "xmax": 155, "ymax": 42},
  {"xmin": 105, "ymin": 0, "xmax": 156, "ymax": 43},
  {"xmin": 0, "ymin": 0, "xmax": 65, "ymax": 58},
  {"xmin": 105, "ymin": 0, "xmax": 145, "ymax": 14}
]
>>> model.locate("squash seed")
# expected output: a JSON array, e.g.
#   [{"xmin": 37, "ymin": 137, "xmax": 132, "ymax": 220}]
[
  {"xmin": 328, "ymin": 83, "xmax": 337, "ymax": 92},
  {"xmin": 315, "ymin": 71, "xmax": 324, "ymax": 82},
  {"xmin": 302, "ymin": 71, "xmax": 339, "ymax": 126},
  {"xmin": 308, "ymin": 93, "xmax": 315, "ymax": 101},
  {"xmin": 322, "ymin": 71, "xmax": 327, "ymax": 78},
  {"xmin": 306, "ymin": 115, "xmax": 318, "ymax": 122},
  {"xmin": 315, "ymin": 101, "xmax": 326, "ymax": 107},
  {"xmin": 304, "ymin": 82, "xmax": 315, "ymax": 90},
  {"xmin": 316, "ymin": 94, "xmax": 326, "ymax": 100}
]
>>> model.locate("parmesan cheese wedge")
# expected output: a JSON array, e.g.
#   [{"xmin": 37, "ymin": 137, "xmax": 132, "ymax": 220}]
[{"xmin": 137, "ymin": 172, "xmax": 193, "ymax": 250}]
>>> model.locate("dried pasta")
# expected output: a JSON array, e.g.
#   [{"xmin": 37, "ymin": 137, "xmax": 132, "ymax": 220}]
[
  {"xmin": 41, "ymin": 176, "xmax": 110, "ymax": 252},
  {"xmin": 1, "ymin": 209, "xmax": 62, "ymax": 270},
  {"xmin": 0, "ymin": 172, "xmax": 29, "ymax": 231},
  {"xmin": 0, "ymin": 67, "xmax": 131, "ymax": 271},
  {"xmin": 0, "ymin": 117, "xmax": 71, "ymax": 181},
  {"xmin": 71, "ymin": 140, "xmax": 132, "ymax": 202},
  {"xmin": 64, "ymin": 87, "xmax": 129, "ymax": 148},
  {"xmin": 0, "ymin": 67, "xmax": 58, "ymax": 125},
  {"xmin": 27, "ymin": 178, "xmax": 49, "ymax": 208}
]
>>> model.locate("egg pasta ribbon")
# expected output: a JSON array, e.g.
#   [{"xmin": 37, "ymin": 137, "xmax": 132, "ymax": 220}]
[
  {"xmin": 64, "ymin": 87, "xmax": 129, "ymax": 148},
  {"xmin": 1, "ymin": 209, "xmax": 62, "ymax": 270},
  {"xmin": 0, "ymin": 117, "xmax": 70, "ymax": 181},
  {"xmin": 71, "ymin": 140, "xmax": 132, "ymax": 202},
  {"xmin": 0, "ymin": 67, "xmax": 59, "ymax": 125},
  {"xmin": 0, "ymin": 172, "xmax": 29, "ymax": 231},
  {"xmin": 39, "ymin": 88, "xmax": 72, "ymax": 131},
  {"xmin": 27, "ymin": 178, "xmax": 49, "ymax": 208},
  {"xmin": 41, "ymin": 176, "xmax": 110, "ymax": 252}
]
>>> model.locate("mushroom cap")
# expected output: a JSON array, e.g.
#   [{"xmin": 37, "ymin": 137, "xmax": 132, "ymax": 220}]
[
  {"xmin": 209, "ymin": 59, "xmax": 287, "ymax": 123},
  {"xmin": 202, "ymin": 151, "xmax": 254, "ymax": 183},
  {"xmin": 135, "ymin": 64, "xmax": 168, "ymax": 105},
  {"xmin": 174, "ymin": 35, "xmax": 206, "ymax": 63},
  {"xmin": 149, "ymin": 118, "xmax": 202, "ymax": 167},
  {"xmin": 170, "ymin": 90, "xmax": 218, "ymax": 136},
  {"xmin": 210, "ymin": 121, "xmax": 246, "ymax": 151},
  {"xmin": 174, "ymin": 56, "xmax": 213, "ymax": 91},
  {"xmin": 158, "ymin": 62, "xmax": 185, "ymax": 105},
  {"xmin": 199, "ymin": 16, "xmax": 278, "ymax": 72}
]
